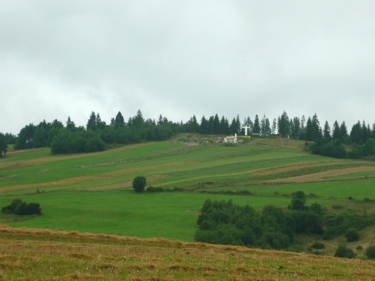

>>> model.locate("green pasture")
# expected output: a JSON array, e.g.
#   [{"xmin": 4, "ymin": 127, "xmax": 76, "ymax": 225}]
[
  {"xmin": 0, "ymin": 142, "xmax": 316, "ymax": 192},
  {"xmin": 1, "ymin": 139, "xmax": 375, "ymax": 241},
  {"xmin": 0, "ymin": 190, "xmax": 337, "ymax": 242},
  {"xmin": 204, "ymin": 178, "xmax": 375, "ymax": 200}
]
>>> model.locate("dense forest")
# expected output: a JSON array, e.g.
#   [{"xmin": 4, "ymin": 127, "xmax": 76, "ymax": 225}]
[
  {"xmin": 195, "ymin": 192, "xmax": 374, "ymax": 250},
  {"xmin": 1, "ymin": 110, "xmax": 375, "ymax": 158}
]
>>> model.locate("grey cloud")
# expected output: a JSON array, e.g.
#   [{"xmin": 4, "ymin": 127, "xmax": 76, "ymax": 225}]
[{"xmin": 1, "ymin": 0, "xmax": 375, "ymax": 134}]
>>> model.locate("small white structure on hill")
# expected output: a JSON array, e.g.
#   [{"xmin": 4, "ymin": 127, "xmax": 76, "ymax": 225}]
[{"xmin": 224, "ymin": 134, "xmax": 238, "ymax": 144}]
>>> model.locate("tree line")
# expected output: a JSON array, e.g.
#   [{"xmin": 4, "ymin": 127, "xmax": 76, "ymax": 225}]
[
  {"xmin": 9, "ymin": 110, "xmax": 175, "ymax": 154},
  {"xmin": 2, "ymin": 110, "xmax": 375, "ymax": 156}
]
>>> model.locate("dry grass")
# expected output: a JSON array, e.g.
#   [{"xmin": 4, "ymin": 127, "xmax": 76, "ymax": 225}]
[
  {"xmin": 264, "ymin": 166, "xmax": 375, "ymax": 184},
  {"xmin": 0, "ymin": 226, "xmax": 374, "ymax": 280},
  {"xmin": 251, "ymin": 138, "xmax": 308, "ymax": 151}
]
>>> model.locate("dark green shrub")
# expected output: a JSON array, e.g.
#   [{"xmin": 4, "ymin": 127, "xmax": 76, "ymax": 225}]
[
  {"xmin": 1, "ymin": 199, "xmax": 41, "ymax": 215},
  {"xmin": 345, "ymin": 228, "xmax": 359, "ymax": 242},
  {"xmin": 334, "ymin": 244, "xmax": 356, "ymax": 259},
  {"xmin": 132, "ymin": 176, "xmax": 146, "ymax": 193},
  {"xmin": 311, "ymin": 241, "xmax": 325, "ymax": 249},
  {"xmin": 356, "ymin": 245, "xmax": 363, "ymax": 250},
  {"xmin": 366, "ymin": 245, "xmax": 375, "ymax": 259},
  {"xmin": 146, "ymin": 186, "xmax": 164, "ymax": 193}
]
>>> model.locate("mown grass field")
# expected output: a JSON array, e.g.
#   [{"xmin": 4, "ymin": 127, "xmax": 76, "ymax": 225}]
[
  {"xmin": 1, "ymin": 135, "xmax": 375, "ymax": 279},
  {"xmin": 1, "ymin": 226, "xmax": 375, "ymax": 281}
]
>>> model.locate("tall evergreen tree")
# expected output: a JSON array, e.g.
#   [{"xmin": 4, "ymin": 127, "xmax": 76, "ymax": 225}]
[
  {"xmin": 311, "ymin": 114, "xmax": 322, "ymax": 141},
  {"xmin": 220, "ymin": 116, "xmax": 229, "ymax": 135},
  {"xmin": 350, "ymin": 121, "xmax": 362, "ymax": 144},
  {"xmin": 277, "ymin": 111, "xmax": 290, "ymax": 138},
  {"xmin": 305, "ymin": 117, "xmax": 313, "ymax": 141},
  {"xmin": 200, "ymin": 116, "xmax": 208, "ymax": 134},
  {"xmin": 332, "ymin": 121, "xmax": 340, "ymax": 141},
  {"xmin": 86, "ymin": 111, "xmax": 97, "ymax": 131},
  {"xmin": 253, "ymin": 115, "xmax": 260, "ymax": 133},
  {"xmin": 131, "ymin": 110, "xmax": 145, "ymax": 128},
  {"xmin": 213, "ymin": 114, "xmax": 220, "ymax": 134},
  {"xmin": 96, "ymin": 113, "xmax": 105, "ymax": 130},
  {"xmin": 323, "ymin": 121, "xmax": 331, "ymax": 140},
  {"xmin": 114, "ymin": 111, "xmax": 125, "ymax": 128},
  {"xmin": 340, "ymin": 121, "xmax": 349, "ymax": 143},
  {"xmin": 66, "ymin": 116, "xmax": 76, "ymax": 131},
  {"xmin": 208, "ymin": 116, "xmax": 215, "ymax": 134},
  {"xmin": 290, "ymin": 117, "xmax": 300, "ymax": 139},
  {"xmin": 362, "ymin": 121, "xmax": 370, "ymax": 143}
]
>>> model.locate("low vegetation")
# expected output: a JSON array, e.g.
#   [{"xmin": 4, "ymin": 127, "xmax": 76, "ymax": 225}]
[
  {"xmin": 0, "ymin": 225, "xmax": 375, "ymax": 281},
  {"xmin": 194, "ymin": 191, "xmax": 375, "ymax": 250},
  {"xmin": 1, "ymin": 199, "xmax": 41, "ymax": 215}
]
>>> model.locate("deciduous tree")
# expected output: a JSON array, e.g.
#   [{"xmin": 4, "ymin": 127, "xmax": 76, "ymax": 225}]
[{"xmin": 132, "ymin": 176, "xmax": 146, "ymax": 193}]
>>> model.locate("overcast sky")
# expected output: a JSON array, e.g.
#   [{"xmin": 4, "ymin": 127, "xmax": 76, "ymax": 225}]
[{"xmin": 1, "ymin": 1, "xmax": 375, "ymax": 134}]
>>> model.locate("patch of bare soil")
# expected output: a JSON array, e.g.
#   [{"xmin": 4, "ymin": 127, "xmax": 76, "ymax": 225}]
[
  {"xmin": 0, "ymin": 163, "xmax": 32, "ymax": 171},
  {"xmin": 264, "ymin": 166, "xmax": 375, "ymax": 184}
]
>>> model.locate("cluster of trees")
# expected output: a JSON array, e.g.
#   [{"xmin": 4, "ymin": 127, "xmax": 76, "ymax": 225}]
[
  {"xmin": 194, "ymin": 192, "xmax": 324, "ymax": 250},
  {"xmin": 13, "ymin": 110, "xmax": 175, "ymax": 154},
  {"xmin": 6, "ymin": 109, "xmax": 375, "ymax": 157},
  {"xmin": 310, "ymin": 120, "xmax": 375, "ymax": 159},
  {"xmin": 194, "ymin": 191, "xmax": 374, "ymax": 250},
  {"xmin": 1, "ymin": 199, "xmax": 42, "ymax": 215}
]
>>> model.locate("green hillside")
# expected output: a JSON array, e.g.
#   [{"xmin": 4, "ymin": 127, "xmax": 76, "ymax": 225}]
[{"xmin": 1, "ymin": 135, "xmax": 375, "ymax": 247}]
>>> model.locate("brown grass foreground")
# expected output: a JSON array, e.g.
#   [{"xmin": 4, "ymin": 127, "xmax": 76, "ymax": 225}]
[{"xmin": 0, "ymin": 226, "xmax": 375, "ymax": 280}]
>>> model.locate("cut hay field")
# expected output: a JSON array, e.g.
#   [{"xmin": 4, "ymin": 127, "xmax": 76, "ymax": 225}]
[{"xmin": 1, "ymin": 225, "xmax": 375, "ymax": 281}]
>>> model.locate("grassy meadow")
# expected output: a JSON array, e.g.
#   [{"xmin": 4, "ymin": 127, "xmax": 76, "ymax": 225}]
[
  {"xmin": 1, "ymin": 136, "xmax": 375, "ymax": 241},
  {"xmin": 1, "ymin": 135, "xmax": 375, "ymax": 279}
]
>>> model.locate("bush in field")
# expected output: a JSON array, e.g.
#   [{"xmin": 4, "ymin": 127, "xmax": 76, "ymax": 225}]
[
  {"xmin": 365, "ymin": 245, "xmax": 375, "ymax": 259},
  {"xmin": 132, "ymin": 176, "xmax": 146, "ymax": 193},
  {"xmin": 291, "ymin": 191, "xmax": 307, "ymax": 210},
  {"xmin": 334, "ymin": 244, "xmax": 356, "ymax": 259},
  {"xmin": 1, "ymin": 199, "xmax": 42, "ymax": 215},
  {"xmin": 345, "ymin": 228, "xmax": 359, "ymax": 242}
]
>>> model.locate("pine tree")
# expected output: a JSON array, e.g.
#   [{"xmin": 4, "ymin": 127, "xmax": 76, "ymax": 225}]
[
  {"xmin": 86, "ymin": 111, "xmax": 97, "ymax": 131},
  {"xmin": 253, "ymin": 115, "xmax": 260, "ymax": 133}
]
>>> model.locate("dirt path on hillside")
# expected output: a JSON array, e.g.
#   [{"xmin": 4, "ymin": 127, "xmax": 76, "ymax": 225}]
[{"xmin": 263, "ymin": 166, "xmax": 375, "ymax": 184}]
